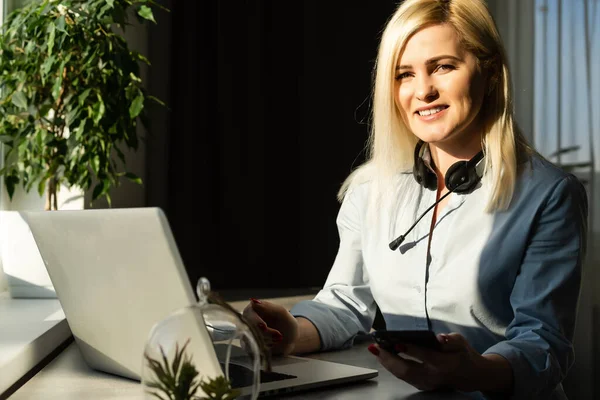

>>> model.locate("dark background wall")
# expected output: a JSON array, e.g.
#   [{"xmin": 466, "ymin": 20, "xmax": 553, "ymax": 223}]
[{"xmin": 145, "ymin": 1, "xmax": 400, "ymax": 293}]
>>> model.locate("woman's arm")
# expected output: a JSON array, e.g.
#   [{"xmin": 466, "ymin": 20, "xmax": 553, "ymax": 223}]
[
  {"xmin": 290, "ymin": 317, "xmax": 321, "ymax": 355},
  {"xmin": 476, "ymin": 354, "xmax": 513, "ymax": 394},
  {"xmin": 483, "ymin": 175, "xmax": 588, "ymax": 399}
]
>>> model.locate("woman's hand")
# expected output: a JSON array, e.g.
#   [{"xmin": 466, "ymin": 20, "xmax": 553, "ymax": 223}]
[
  {"xmin": 368, "ymin": 333, "xmax": 498, "ymax": 393},
  {"xmin": 242, "ymin": 298, "xmax": 299, "ymax": 355}
]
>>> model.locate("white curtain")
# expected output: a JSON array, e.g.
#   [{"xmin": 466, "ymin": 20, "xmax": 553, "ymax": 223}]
[{"xmin": 534, "ymin": 0, "xmax": 599, "ymax": 234}]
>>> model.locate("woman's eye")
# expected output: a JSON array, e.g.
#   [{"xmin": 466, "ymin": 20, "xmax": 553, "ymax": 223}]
[
  {"xmin": 395, "ymin": 72, "xmax": 412, "ymax": 80},
  {"xmin": 437, "ymin": 64, "xmax": 455, "ymax": 72}
]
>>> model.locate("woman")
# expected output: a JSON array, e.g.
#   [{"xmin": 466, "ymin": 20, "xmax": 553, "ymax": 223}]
[{"xmin": 243, "ymin": 0, "xmax": 588, "ymax": 398}]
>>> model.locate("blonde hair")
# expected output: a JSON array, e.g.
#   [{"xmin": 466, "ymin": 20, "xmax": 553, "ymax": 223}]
[{"xmin": 338, "ymin": 0, "xmax": 530, "ymax": 212}]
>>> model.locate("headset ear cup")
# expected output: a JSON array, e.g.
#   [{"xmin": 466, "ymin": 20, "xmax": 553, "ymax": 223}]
[
  {"xmin": 422, "ymin": 167, "xmax": 437, "ymax": 190},
  {"xmin": 446, "ymin": 161, "xmax": 475, "ymax": 193},
  {"xmin": 413, "ymin": 157, "xmax": 437, "ymax": 190},
  {"xmin": 413, "ymin": 158, "xmax": 424, "ymax": 186}
]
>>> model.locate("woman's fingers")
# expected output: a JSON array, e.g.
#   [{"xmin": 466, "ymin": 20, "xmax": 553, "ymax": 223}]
[
  {"xmin": 242, "ymin": 300, "xmax": 284, "ymax": 345},
  {"xmin": 436, "ymin": 332, "xmax": 469, "ymax": 352},
  {"xmin": 370, "ymin": 344, "xmax": 427, "ymax": 384},
  {"xmin": 243, "ymin": 297, "xmax": 299, "ymax": 356},
  {"xmin": 242, "ymin": 301, "xmax": 267, "ymax": 327},
  {"xmin": 400, "ymin": 344, "xmax": 443, "ymax": 365},
  {"xmin": 249, "ymin": 298, "xmax": 287, "ymax": 322}
]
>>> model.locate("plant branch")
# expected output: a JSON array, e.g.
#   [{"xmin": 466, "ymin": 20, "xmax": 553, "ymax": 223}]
[
  {"xmin": 96, "ymin": 23, "xmax": 109, "ymax": 36},
  {"xmin": 35, "ymin": 105, "xmax": 53, "ymax": 131}
]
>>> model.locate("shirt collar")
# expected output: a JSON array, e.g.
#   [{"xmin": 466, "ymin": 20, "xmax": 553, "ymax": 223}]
[{"xmin": 421, "ymin": 144, "xmax": 436, "ymax": 174}]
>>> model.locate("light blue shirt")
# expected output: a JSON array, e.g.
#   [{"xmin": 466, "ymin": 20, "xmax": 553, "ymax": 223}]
[{"xmin": 290, "ymin": 154, "xmax": 588, "ymax": 399}]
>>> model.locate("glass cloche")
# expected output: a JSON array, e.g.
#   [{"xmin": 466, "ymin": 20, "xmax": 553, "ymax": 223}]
[{"xmin": 141, "ymin": 277, "xmax": 265, "ymax": 400}]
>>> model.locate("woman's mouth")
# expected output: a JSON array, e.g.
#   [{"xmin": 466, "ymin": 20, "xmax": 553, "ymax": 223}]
[
  {"xmin": 416, "ymin": 105, "xmax": 448, "ymax": 116},
  {"xmin": 415, "ymin": 105, "xmax": 449, "ymax": 121}
]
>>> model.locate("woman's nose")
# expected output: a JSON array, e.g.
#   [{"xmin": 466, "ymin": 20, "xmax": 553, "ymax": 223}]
[{"xmin": 415, "ymin": 76, "xmax": 438, "ymax": 102}]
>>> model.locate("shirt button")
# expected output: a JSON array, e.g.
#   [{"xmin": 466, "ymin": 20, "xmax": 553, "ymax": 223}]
[{"xmin": 415, "ymin": 285, "xmax": 421, "ymax": 293}]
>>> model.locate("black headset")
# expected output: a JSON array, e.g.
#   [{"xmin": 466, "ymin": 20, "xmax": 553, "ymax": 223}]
[
  {"xmin": 413, "ymin": 140, "xmax": 484, "ymax": 193},
  {"xmin": 389, "ymin": 140, "xmax": 485, "ymax": 251}
]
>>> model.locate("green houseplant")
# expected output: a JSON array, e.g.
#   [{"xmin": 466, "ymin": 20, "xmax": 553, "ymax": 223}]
[
  {"xmin": 0, "ymin": 0, "xmax": 165, "ymax": 210},
  {"xmin": 145, "ymin": 339, "xmax": 242, "ymax": 400}
]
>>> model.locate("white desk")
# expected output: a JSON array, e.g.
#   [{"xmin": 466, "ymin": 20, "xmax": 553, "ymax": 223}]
[
  {"xmin": 7, "ymin": 295, "xmax": 474, "ymax": 399},
  {"xmin": 4, "ymin": 296, "xmax": 310, "ymax": 399},
  {"xmin": 0, "ymin": 292, "xmax": 71, "ymax": 398},
  {"xmin": 9, "ymin": 338, "xmax": 475, "ymax": 400},
  {"xmin": 10, "ymin": 344, "xmax": 143, "ymax": 400}
]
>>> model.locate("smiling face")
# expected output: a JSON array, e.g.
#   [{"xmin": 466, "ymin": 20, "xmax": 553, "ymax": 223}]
[{"xmin": 395, "ymin": 24, "xmax": 486, "ymax": 148}]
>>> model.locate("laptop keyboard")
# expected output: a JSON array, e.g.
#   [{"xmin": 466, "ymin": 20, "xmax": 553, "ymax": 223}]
[{"xmin": 220, "ymin": 362, "xmax": 297, "ymax": 388}]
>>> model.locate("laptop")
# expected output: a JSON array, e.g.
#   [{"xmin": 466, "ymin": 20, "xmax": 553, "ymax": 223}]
[{"xmin": 20, "ymin": 207, "xmax": 378, "ymax": 397}]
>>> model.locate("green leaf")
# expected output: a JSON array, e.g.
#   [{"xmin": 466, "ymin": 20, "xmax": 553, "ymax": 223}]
[
  {"xmin": 147, "ymin": 95, "xmax": 166, "ymax": 107},
  {"xmin": 129, "ymin": 93, "xmax": 144, "ymax": 119},
  {"xmin": 37, "ymin": 178, "xmax": 46, "ymax": 197},
  {"xmin": 137, "ymin": 6, "xmax": 156, "ymax": 23},
  {"xmin": 41, "ymin": 55, "xmax": 56, "ymax": 84},
  {"xmin": 78, "ymin": 88, "xmax": 91, "ymax": 106},
  {"xmin": 25, "ymin": 40, "xmax": 35, "ymax": 54},
  {"xmin": 91, "ymin": 155, "xmax": 100, "ymax": 174},
  {"xmin": 124, "ymin": 172, "xmax": 142, "ymax": 185},
  {"xmin": 91, "ymin": 179, "xmax": 111, "ymax": 203},
  {"xmin": 47, "ymin": 23, "xmax": 56, "ymax": 56},
  {"xmin": 147, "ymin": 392, "xmax": 168, "ymax": 400},
  {"xmin": 133, "ymin": 51, "xmax": 151, "ymax": 65},
  {"xmin": 55, "ymin": 15, "xmax": 67, "ymax": 34},
  {"xmin": 11, "ymin": 91, "xmax": 28, "ymax": 110},
  {"xmin": 5, "ymin": 174, "xmax": 19, "ymax": 200},
  {"xmin": 34, "ymin": 128, "xmax": 44, "ymax": 149},
  {"xmin": 99, "ymin": 3, "xmax": 114, "ymax": 19},
  {"xmin": 65, "ymin": 106, "xmax": 81, "ymax": 127},
  {"xmin": 129, "ymin": 72, "xmax": 142, "ymax": 83},
  {"xmin": 75, "ymin": 118, "xmax": 87, "ymax": 140},
  {"xmin": 51, "ymin": 59, "xmax": 67, "ymax": 101},
  {"xmin": 92, "ymin": 182, "xmax": 103, "ymax": 201},
  {"xmin": 92, "ymin": 96, "xmax": 105, "ymax": 125},
  {"xmin": 52, "ymin": 75, "xmax": 63, "ymax": 101}
]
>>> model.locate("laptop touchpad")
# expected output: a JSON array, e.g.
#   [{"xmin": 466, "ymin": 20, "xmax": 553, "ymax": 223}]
[
  {"xmin": 213, "ymin": 344, "xmax": 298, "ymax": 387},
  {"xmin": 222, "ymin": 362, "xmax": 297, "ymax": 388}
]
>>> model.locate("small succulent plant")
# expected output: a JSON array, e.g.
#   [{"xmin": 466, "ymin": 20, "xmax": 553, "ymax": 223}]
[{"xmin": 144, "ymin": 338, "xmax": 241, "ymax": 400}]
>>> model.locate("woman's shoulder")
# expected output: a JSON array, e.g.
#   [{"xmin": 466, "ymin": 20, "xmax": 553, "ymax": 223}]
[
  {"xmin": 515, "ymin": 152, "xmax": 587, "ymax": 208},
  {"xmin": 519, "ymin": 152, "xmax": 584, "ymax": 187}
]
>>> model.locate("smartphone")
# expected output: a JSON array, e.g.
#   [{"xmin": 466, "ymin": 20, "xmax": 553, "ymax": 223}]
[{"xmin": 371, "ymin": 329, "xmax": 442, "ymax": 353}]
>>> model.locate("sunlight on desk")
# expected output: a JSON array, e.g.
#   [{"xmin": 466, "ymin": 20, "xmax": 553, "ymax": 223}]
[
  {"xmin": 44, "ymin": 309, "xmax": 66, "ymax": 323},
  {"xmin": 0, "ymin": 292, "xmax": 70, "ymax": 396}
]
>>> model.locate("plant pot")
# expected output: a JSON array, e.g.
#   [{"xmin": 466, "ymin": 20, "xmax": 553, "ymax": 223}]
[{"xmin": 0, "ymin": 184, "xmax": 84, "ymax": 298}]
